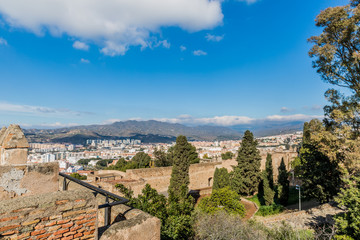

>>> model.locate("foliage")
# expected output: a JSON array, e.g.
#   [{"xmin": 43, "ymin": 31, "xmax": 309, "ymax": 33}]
[
  {"xmin": 212, "ymin": 167, "xmax": 230, "ymax": 190},
  {"xmin": 202, "ymin": 153, "xmax": 210, "ymax": 159},
  {"xmin": 197, "ymin": 187, "xmax": 245, "ymax": 216},
  {"xmin": 300, "ymin": 120, "xmax": 344, "ymax": 203},
  {"xmin": 221, "ymin": 151, "xmax": 234, "ymax": 160},
  {"xmin": 265, "ymin": 153, "xmax": 274, "ymax": 190},
  {"xmin": 168, "ymin": 135, "xmax": 198, "ymax": 201},
  {"xmin": 334, "ymin": 175, "xmax": 360, "ymax": 239},
  {"xmin": 106, "ymin": 152, "xmax": 151, "ymax": 171},
  {"xmin": 278, "ymin": 158, "xmax": 290, "ymax": 206},
  {"xmin": 309, "ymin": 0, "xmax": 360, "ymax": 94},
  {"xmin": 154, "ymin": 148, "xmax": 173, "ymax": 167},
  {"xmin": 96, "ymin": 159, "xmax": 113, "ymax": 168},
  {"xmin": 194, "ymin": 211, "xmax": 313, "ymax": 240},
  {"xmin": 258, "ymin": 171, "xmax": 275, "ymax": 206},
  {"xmin": 77, "ymin": 158, "xmax": 97, "ymax": 165},
  {"xmin": 231, "ymin": 130, "xmax": 261, "ymax": 196},
  {"xmin": 131, "ymin": 152, "xmax": 152, "ymax": 168},
  {"xmin": 116, "ymin": 183, "xmax": 194, "ymax": 240},
  {"xmin": 256, "ymin": 204, "xmax": 284, "ymax": 217},
  {"xmin": 69, "ymin": 172, "xmax": 87, "ymax": 180}
]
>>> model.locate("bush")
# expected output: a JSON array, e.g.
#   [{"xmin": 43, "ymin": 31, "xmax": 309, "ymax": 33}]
[
  {"xmin": 194, "ymin": 211, "xmax": 312, "ymax": 240},
  {"xmin": 256, "ymin": 204, "xmax": 284, "ymax": 217},
  {"xmin": 197, "ymin": 187, "xmax": 245, "ymax": 216}
]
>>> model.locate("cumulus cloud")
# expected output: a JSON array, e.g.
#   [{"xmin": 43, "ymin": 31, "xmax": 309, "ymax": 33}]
[
  {"xmin": 0, "ymin": 37, "xmax": 7, "ymax": 45},
  {"xmin": 73, "ymin": 41, "xmax": 89, "ymax": 51},
  {"xmin": 21, "ymin": 122, "xmax": 80, "ymax": 129},
  {"xmin": 193, "ymin": 50, "xmax": 207, "ymax": 56},
  {"xmin": 0, "ymin": 102, "xmax": 91, "ymax": 116},
  {"xmin": 80, "ymin": 58, "xmax": 90, "ymax": 64},
  {"xmin": 205, "ymin": 33, "xmax": 224, "ymax": 42},
  {"xmin": 155, "ymin": 40, "xmax": 170, "ymax": 49},
  {"xmin": 280, "ymin": 107, "xmax": 292, "ymax": 113},
  {"xmin": 0, "ymin": 0, "xmax": 223, "ymax": 56},
  {"xmin": 238, "ymin": 0, "xmax": 259, "ymax": 4},
  {"xmin": 102, "ymin": 114, "xmax": 321, "ymax": 127},
  {"xmin": 180, "ymin": 45, "xmax": 187, "ymax": 51}
]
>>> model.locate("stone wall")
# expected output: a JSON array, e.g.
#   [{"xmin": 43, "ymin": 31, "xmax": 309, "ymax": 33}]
[
  {"xmin": 0, "ymin": 162, "xmax": 59, "ymax": 200},
  {"xmin": 99, "ymin": 202, "xmax": 161, "ymax": 240},
  {"xmin": 0, "ymin": 124, "xmax": 29, "ymax": 165},
  {"xmin": 0, "ymin": 189, "xmax": 97, "ymax": 240}
]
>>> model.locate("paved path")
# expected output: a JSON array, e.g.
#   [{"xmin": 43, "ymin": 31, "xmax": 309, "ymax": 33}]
[{"xmin": 241, "ymin": 198, "xmax": 258, "ymax": 220}]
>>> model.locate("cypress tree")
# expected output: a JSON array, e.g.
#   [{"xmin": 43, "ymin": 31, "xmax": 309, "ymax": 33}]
[
  {"xmin": 265, "ymin": 153, "xmax": 274, "ymax": 190},
  {"xmin": 212, "ymin": 168, "xmax": 230, "ymax": 190},
  {"xmin": 168, "ymin": 135, "xmax": 198, "ymax": 201},
  {"xmin": 233, "ymin": 130, "xmax": 261, "ymax": 196},
  {"xmin": 258, "ymin": 171, "xmax": 274, "ymax": 206},
  {"xmin": 277, "ymin": 158, "xmax": 290, "ymax": 206}
]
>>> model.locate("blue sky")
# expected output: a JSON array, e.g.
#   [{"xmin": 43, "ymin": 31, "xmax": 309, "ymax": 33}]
[{"xmin": 0, "ymin": 0, "xmax": 349, "ymax": 128}]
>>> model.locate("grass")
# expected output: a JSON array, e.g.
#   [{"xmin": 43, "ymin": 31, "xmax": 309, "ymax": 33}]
[{"xmin": 247, "ymin": 194, "xmax": 284, "ymax": 216}]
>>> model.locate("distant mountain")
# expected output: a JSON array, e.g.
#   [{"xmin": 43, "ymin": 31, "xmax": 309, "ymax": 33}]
[
  {"xmin": 230, "ymin": 121, "xmax": 304, "ymax": 137},
  {"xmin": 24, "ymin": 120, "xmax": 243, "ymax": 144}
]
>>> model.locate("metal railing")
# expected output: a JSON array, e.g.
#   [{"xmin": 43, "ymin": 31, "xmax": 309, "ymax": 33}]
[{"xmin": 59, "ymin": 172, "xmax": 129, "ymax": 226}]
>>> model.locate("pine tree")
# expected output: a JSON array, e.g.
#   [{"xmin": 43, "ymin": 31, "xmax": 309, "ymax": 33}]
[
  {"xmin": 212, "ymin": 168, "xmax": 230, "ymax": 190},
  {"xmin": 258, "ymin": 171, "xmax": 274, "ymax": 206},
  {"xmin": 168, "ymin": 135, "xmax": 198, "ymax": 201},
  {"xmin": 277, "ymin": 158, "xmax": 290, "ymax": 206},
  {"xmin": 232, "ymin": 130, "xmax": 261, "ymax": 196},
  {"xmin": 265, "ymin": 153, "xmax": 274, "ymax": 190}
]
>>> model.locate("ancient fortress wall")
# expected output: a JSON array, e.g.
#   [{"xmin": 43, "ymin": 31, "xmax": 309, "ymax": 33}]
[
  {"xmin": 99, "ymin": 151, "xmax": 297, "ymax": 196},
  {"xmin": 0, "ymin": 189, "xmax": 97, "ymax": 239}
]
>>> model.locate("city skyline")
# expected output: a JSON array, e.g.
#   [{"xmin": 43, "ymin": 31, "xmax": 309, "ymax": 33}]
[{"xmin": 0, "ymin": 0, "xmax": 348, "ymax": 128}]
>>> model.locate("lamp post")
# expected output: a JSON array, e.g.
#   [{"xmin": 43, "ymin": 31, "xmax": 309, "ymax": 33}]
[{"xmin": 295, "ymin": 185, "xmax": 301, "ymax": 211}]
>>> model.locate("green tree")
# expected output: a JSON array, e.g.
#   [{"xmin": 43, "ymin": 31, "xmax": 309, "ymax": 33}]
[
  {"xmin": 212, "ymin": 168, "xmax": 230, "ymax": 190},
  {"xmin": 202, "ymin": 153, "xmax": 210, "ymax": 159},
  {"xmin": 299, "ymin": 120, "xmax": 342, "ymax": 204},
  {"xmin": 132, "ymin": 152, "xmax": 151, "ymax": 169},
  {"xmin": 334, "ymin": 175, "xmax": 360, "ymax": 239},
  {"xmin": 168, "ymin": 135, "xmax": 198, "ymax": 201},
  {"xmin": 221, "ymin": 151, "xmax": 234, "ymax": 160},
  {"xmin": 277, "ymin": 158, "xmax": 290, "ymax": 206},
  {"xmin": 232, "ymin": 130, "xmax": 261, "ymax": 196},
  {"xmin": 198, "ymin": 187, "xmax": 245, "ymax": 216},
  {"xmin": 265, "ymin": 153, "xmax": 274, "ymax": 190},
  {"xmin": 154, "ymin": 148, "xmax": 172, "ymax": 167},
  {"xmin": 69, "ymin": 172, "xmax": 87, "ymax": 180},
  {"xmin": 258, "ymin": 171, "xmax": 274, "ymax": 206}
]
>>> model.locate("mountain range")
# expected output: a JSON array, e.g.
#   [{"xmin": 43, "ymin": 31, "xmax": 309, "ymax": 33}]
[{"xmin": 23, "ymin": 120, "xmax": 304, "ymax": 144}]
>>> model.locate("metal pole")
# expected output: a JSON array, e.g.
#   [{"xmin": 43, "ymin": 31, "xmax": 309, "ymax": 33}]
[
  {"xmin": 299, "ymin": 186, "xmax": 301, "ymax": 211},
  {"xmin": 104, "ymin": 196, "xmax": 111, "ymax": 226},
  {"xmin": 63, "ymin": 178, "xmax": 67, "ymax": 191}
]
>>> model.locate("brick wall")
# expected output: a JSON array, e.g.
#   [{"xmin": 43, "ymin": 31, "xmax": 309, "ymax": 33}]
[{"xmin": 0, "ymin": 189, "xmax": 97, "ymax": 240}]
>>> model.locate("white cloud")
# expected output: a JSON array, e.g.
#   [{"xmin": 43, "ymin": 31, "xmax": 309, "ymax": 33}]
[
  {"xmin": 205, "ymin": 33, "xmax": 224, "ymax": 42},
  {"xmin": 238, "ymin": 0, "xmax": 259, "ymax": 4},
  {"xmin": 155, "ymin": 40, "xmax": 170, "ymax": 49},
  {"xmin": 193, "ymin": 50, "xmax": 207, "ymax": 56},
  {"xmin": 21, "ymin": 122, "xmax": 80, "ymax": 128},
  {"xmin": 264, "ymin": 114, "xmax": 322, "ymax": 122},
  {"xmin": 0, "ymin": 102, "xmax": 91, "ymax": 116},
  {"xmin": 0, "ymin": 37, "xmax": 7, "ymax": 45},
  {"xmin": 180, "ymin": 45, "xmax": 187, "ymax": 51},
  {"xmin": 0, "ymin": 0, "xmax": 223, "ymax": 56},
  {"xmin": 80, "ymin": 58, "xmax": 90, "ymax": 64},
  {"xmin": 73, "ymin": 41, "xmax": 89, "ymax": 51},
  {"xmin": 280, "ymin": 107, "xmax": 292, "ymax": 113}
]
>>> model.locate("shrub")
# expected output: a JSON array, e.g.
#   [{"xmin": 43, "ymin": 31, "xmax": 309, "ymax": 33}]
[{"xmin": 197, "ymin": 187, "xmax": 245, "ymax": 217}]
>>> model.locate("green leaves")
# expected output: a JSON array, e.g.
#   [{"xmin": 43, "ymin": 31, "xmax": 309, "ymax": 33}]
[
  {"xmin": 212, "ymin": 168, "xmax": 230, "ymax": 190},
  {"xmin": 232, "ymin": 130, "xmax": 261, "ymax": 196},
  {"xmin": 198, "ymin": 187, "xmax": 245, "ymax": 217}
]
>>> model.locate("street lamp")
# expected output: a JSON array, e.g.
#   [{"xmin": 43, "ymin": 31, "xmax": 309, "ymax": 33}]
[{"xmin": 295, "ymin": 185, "xmax": 301, "ymax": 211}]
